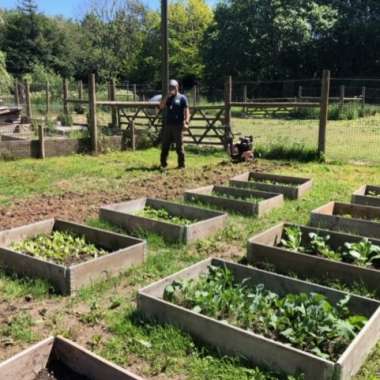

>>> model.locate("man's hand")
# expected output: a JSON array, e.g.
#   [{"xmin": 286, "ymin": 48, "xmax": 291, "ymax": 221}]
[{"xmin": 183, "ymin": 121, "xmax": 190, "ymax": 130}]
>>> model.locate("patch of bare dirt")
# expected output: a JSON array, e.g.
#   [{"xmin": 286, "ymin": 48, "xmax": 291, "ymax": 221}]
[{"xmin": 0, "ymin": 160, "xmax": 271, "ymax": 230}]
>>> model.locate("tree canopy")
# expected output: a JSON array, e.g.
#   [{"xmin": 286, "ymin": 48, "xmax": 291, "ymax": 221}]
[{"xmin": 0, "ymin": 0, "xmax": 379, "ymax": 89}]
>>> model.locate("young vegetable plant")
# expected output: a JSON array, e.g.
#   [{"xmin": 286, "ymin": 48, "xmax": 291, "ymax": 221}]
[
  {"xmin": 137, "ymin": 206, "xmax": 195, "ymax": 225},
  {"xmin": 343, "ymin": 238, "xmax": 380, "ymax": 268},
  {"xmin": 280, "ymin": 227, "xmax": 303, "ymax": 252},
  {"xmin": 213, "ymin": 191, "xmax": 265, "ymax": 204},
  {"xmin": 11, "ymin": 231, "xmax": 108, "ymax": 266},
  {"xmin": 307, "ymin": 233, "xmax": 341, "ymax": 261},
  {"xmin": 163, "ymin": 266, "xmax": 367, "ymax": 361}
]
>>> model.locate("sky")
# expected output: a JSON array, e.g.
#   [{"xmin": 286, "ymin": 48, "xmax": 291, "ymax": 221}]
[{"xmin": 1, "ymin": 0, "xmax": 217, "ymax": 19}]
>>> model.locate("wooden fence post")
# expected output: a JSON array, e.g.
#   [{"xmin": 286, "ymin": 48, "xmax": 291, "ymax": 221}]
[
  {"xmin": 88, "ymin": 74, "xmax": 98, "ymax": 154},
  {"xmin": 133, "ymin": 84, "xmax": 137, "ymax": 101},
  {"xmin": 318, "ymin": 70, "xmax": 330, "ymax": 157},
  {"xmin": 192, "ymin": 85, "xmax": 198, "ymax": 107},
  {"xmin": 224, "ymin": 76, "xmax": 232, "ymax": 149},
  {"xmin": 38, "ymin": 124, "xmax": 45, "ymax": 159},
  {"xmin": 130, "ymin": 121, "xmax": 136, "ymax": 151},
  {"xmin": 63, "ymin": 78, "xmax": 69, "ymax": 115},
  {"xmin": 25, "ymin": 79, "xmax": 32, "ymax": 122},
  {"xmin": 78, "ymin": 80, "xmax": 83, "ymax": 100},
  {"xmin": 243, "ymin": 84, "xmax": 248, "ymax": 113},
  {"xmin": 14, "ymin": 79, "xmax": 20, "ymax": 106},
  {"xmin": 109, "ymin": 79, "xmax": 118, "ymax": 129},
  {"xmin": 45, "ymin": 81, "xmax": 50, "ymax": 117},
  {"xmin": 361, "ymin": 86, "xmax": 366, "ymax": 108},
  {"xmin": 298, "ymin": 85, "xmax": 303, "ymax": 99},
  {"xmin": 339, "ymin": 85, "xmax": 345, "ymax": 107}
]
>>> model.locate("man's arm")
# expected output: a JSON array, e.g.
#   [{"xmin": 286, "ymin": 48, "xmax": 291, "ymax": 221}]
[
  {"xmin": 184, "ymin": 106, "xmax": 190, "ymax": 128},
  {"xmin": 182, "ymin": 95, "xmax": 190, "ymax": 128}
]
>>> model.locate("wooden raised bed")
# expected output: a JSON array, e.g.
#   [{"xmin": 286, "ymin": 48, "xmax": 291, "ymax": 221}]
[
  {"xmin": 352, "ymin": 185, "xmax": 380, "ymax": 208},
  {"xmin": 310, "ymin": 202, "xmax": 380, "ymax": 239},
  {"xmin": 247, "ymin": 222, "xmax": 380, "ymax": 297},
  {"xmin": 0, "ymin": 336, "xmax": 144, "ymax": 380},
  {"xmin": 0, "ymin": 219, "xmax": 146, "ymax": 295},
  {"xmin": 138, "ymin": 258, "xmax": 380, "ymax": 380},
  {"xmin": 230, "ymin": 172, "xmax": 312, "ymax": 199},
  {"xmin": 100, "ymin": 198, "xmax": 227, "ymax": 244},
  {"xmin": 184, "ymin": 185, "xmax": 284, "ymax": 217}
]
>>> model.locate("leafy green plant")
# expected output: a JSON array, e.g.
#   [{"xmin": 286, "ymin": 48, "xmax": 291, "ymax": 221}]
[
  {"xmin": 367, "ymin": 190, "xmax": 380, "ymax": 198},
  {"xmin": 213, "ymin": 191, "xmax": 264, "ymax": 203},
  {"xmin": 308, "ymin": 233, "xmax": 341, "ymax": 261},
  {"xmin": 138, "ymin": 206, "xmax": 195, "ymax": 225},
  {"xmin": 280, "ymin": 226, "xmax": 303, "ymax": 252},
  {"xmin": 11, "ymin": 231, "xmax": 108, "ymax": 265},
  {"xmin": 343, "ymin": 239, "xmax": 380, "ymax": 268},
  {"xmin": 163, "ymin": 266, "xmax": 367, "ymax": 360}
]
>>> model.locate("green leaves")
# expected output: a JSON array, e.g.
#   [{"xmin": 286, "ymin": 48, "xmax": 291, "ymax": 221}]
[
  {"xmin": 281, "ymin": 227, "xmax": 380, "ymax": 268},
  {"xmin": 343, "ymin": 239, "xmax": 380, "ymax": 268},
  {"xmin": 139, "ymin": 206, "xmax": 195, "ymax": 226},
  {"xmin": 280, "ymin": 226, "xmax": 303, "ymax": 252},
  {"xmin": 11, "ymin": 230, "xmax": 108, "ymax": 266},
  {"xmin": 163, "ymin": 266, "xmax": 367, "ymax": 361}
]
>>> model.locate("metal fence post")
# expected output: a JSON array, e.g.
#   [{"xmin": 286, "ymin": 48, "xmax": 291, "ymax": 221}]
[{"xmin": 318, "ymin": 70, "xmax": 330, "ymax": 157}]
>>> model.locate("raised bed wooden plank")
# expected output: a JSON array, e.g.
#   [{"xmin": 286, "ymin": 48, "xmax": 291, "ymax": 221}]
[
  {"xmin": 100, "ymin": 198, "xmax": 227, "ymax": 244},
  {"xmin": 184, "ymin": 185, "xmax": 284, "ymax": 217},
  {"xmin": 310, "ymin": 202, "xmax": 380, "ymax": 239},
  {"xmin": 230, "ymin": 172, "xmax": 312, "ymax": 199},
  {"xmin": 0, "ymin": 336, "xmax": 144, "ymax": 380},
  {"xmin": 0, "ymin": 219, "xmax": 146, "ymax": 295},
  {"xmin": 247, "ymin": 222, "xmax": 380, "ymax": 297},
  {"xmin": 352, "ymin": 185, "xmax": 380, "ymax": 208},
  {"xmin": 138, "ymin": 258, "xmax": 380, "ymax": 380}
]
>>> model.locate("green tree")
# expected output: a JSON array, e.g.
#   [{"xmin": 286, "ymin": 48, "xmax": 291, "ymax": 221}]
[
  {"xmin": 135, "ymin": 0, "xmax": 213, "ymax": 86},
  {"xmin": 202, "ymin": 0, "xmax": 337, "ymax": 85}
]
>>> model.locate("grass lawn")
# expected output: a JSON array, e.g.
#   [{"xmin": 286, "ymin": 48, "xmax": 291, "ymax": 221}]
[
  {"xmin": 0, "ymin": 149, "xmax": 379, "ymax": 379},
  {"xmin": 233, "ymin": 113, "xmax": 380, "ymax": 164}
]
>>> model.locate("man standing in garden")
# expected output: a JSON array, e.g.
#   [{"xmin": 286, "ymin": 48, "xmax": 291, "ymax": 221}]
[{"xmin": 160, "ymin": 79, "xmax": 190, "ymax": 169}]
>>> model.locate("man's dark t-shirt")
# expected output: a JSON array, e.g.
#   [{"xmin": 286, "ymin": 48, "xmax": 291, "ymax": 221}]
[{"xmin": 165, "ymin": 94, "xmax": 189, "ymax": 125}]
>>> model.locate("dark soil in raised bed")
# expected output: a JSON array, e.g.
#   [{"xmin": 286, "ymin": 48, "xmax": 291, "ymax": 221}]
[{"xmin": 34, "ymin": 360, "xmax": 90, "ymax": 380}]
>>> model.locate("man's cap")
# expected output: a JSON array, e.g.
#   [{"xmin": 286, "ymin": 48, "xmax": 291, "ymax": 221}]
[{"xmin": 169, "ymin": 79, "xmax": 179, "ymax": 88}]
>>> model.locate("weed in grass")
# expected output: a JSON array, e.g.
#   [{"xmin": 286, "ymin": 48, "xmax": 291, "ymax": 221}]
[
  {"xmin": 0, "ymin": 271, "xmax": 52, "ymax": 300},
  {"xmin": 0, "ymin": 312, "xmax": 37, "ymax": 344},
  {"xmin": 164, "ymin": 265, "xmax": 367, "ymax": 361},
  {"xmin": 11, "ymin": 231, "xmax": 108, "ymax": 266}
]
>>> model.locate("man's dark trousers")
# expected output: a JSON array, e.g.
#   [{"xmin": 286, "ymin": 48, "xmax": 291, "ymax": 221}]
[{"xmin": 160, "ymin": 123, "xmax": 185, "ymax": 168}]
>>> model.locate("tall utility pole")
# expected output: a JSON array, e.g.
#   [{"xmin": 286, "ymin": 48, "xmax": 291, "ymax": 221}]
[{"xmin": 161, "ymin": 0, "xmax": 169, "ymax": 98}]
